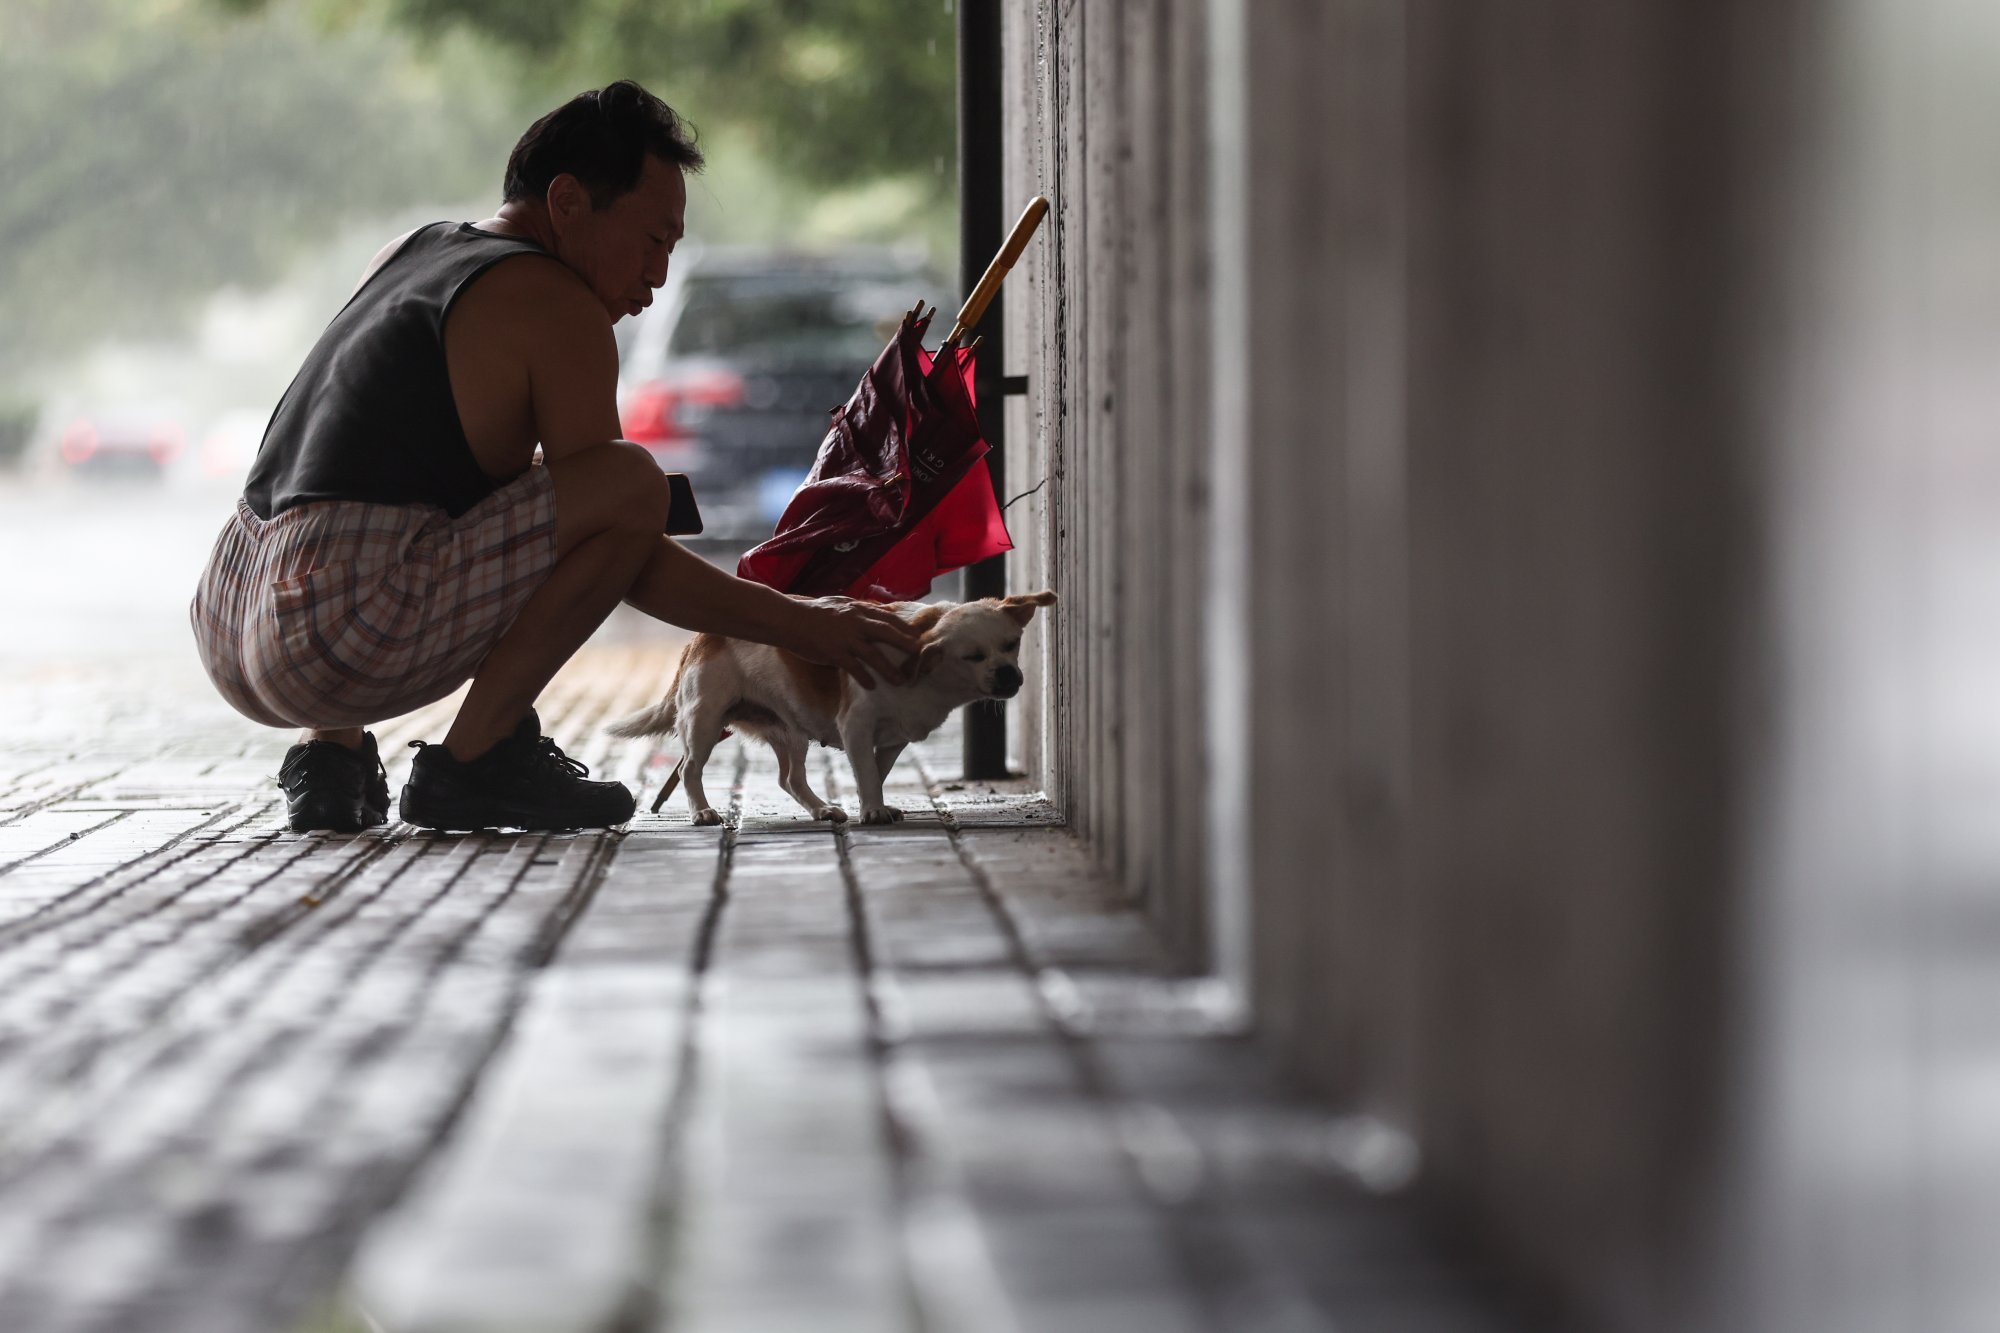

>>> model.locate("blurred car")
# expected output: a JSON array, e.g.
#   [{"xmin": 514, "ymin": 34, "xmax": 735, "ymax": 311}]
[
  {"xmin": 618, "ymin": 245, "xmax": 949, "ymax": 540},
  {"xmin": 49, "ymin": 405, "xmax": 185, "ymax": 481}
]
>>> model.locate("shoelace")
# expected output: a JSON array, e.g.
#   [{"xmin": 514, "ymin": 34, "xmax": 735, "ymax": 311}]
[
  {"xmin": 532, "ymin": 737, "xmax": 591, "ymax": 779},
  {"xmin": 411, "ymin": 736, "xmax": 591, "ymax": 779}
]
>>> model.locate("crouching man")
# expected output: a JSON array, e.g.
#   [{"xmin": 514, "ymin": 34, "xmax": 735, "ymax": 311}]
[{"xmin": 190, "ymin": 81, "xmax": 919, "ymax": 833}]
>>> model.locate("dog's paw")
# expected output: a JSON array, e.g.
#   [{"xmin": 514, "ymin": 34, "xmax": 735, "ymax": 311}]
[
  {"xmin": 812, "ymin": 804, "xmax": 849, "ymax": 823},
  {"xmin": 691, "ymin": 807, "xmax": 726, "ymax": 827},
  {"xmin": 861, "ymin": 804, "xmax": 905, "ymax": 826}
]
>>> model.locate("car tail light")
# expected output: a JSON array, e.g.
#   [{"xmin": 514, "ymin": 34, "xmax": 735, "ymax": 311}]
[
  {"xmin": 621, "ymin": 382, "xmax": 677, "ymax": 443},
  {"xmin": 59, "ymin": 420, "xmax": 98, "ymax": 464},
  {"xmin": 148, "ymin": 424, "xmax": 184, "ymax": 465},
  {"xmin": 677, "ymin": 367, "xmax": 747, "ymax": 410},
  {"xmin": 622, "ymin": 369, "xmax": 745, "ymax": 448}
]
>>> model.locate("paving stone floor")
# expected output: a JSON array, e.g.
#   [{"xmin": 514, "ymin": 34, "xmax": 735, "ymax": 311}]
[{"xmin": 0, "ymin": 644, "xmax": 1525, "ymax": 1333}]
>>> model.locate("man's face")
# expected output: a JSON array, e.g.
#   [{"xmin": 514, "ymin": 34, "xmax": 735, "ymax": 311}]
[{"xmin": 548, "ymin": 154, "xmax": 687, "ymax": 322}]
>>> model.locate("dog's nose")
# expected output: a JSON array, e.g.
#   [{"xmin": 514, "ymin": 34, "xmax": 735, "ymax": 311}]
[{"xmin": 993, "ymin": 664, "xmax": 1023, "ymax": 697}]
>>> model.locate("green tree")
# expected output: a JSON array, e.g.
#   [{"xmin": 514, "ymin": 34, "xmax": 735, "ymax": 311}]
[
  {"xmin": 232, "ymin": 0, "xmax": 959, "ymax": 191},
  {"xmin": 0, "ymin": 0, "xmax": 958, "ymax": 379},
  {"xmin": 0, "ymin": 0, "xmax": 534, "ymax": 370}
]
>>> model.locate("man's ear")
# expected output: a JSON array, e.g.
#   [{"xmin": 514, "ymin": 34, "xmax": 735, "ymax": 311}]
[
  {"xmin": 998, "ymin": 590, "xmax": 1058, "ymax": 627},
  {"xmin": 546, "ymin": 172, "xmax": 591, "ymax": 229}
]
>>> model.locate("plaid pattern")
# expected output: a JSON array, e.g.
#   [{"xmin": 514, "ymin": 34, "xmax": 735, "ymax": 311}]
[{"xmin": 190, "ymin": 465, "xmax": 560, "ymax": 729}]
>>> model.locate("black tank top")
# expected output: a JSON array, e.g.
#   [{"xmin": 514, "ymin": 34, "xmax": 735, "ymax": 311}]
[{"xmin": 244, "ymin": 222, "xmax": 549, "ymax": 519}]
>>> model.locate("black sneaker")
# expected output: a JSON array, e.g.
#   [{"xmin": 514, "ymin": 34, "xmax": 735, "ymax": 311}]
[
  {"xmin": 277, "ymin": 733, "xmax": 390, "ymax": 833},
  {"xmin": 398, "ymin": 710, "xmax": 635, "ymax": 831}
]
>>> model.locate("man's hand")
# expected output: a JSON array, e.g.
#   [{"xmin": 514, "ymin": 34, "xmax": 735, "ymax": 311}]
[
  {"xmin": 779, "ymin": 597, "xmax": 926, "ymax": 689},
  {"xmin": 617, "ymin": 541, "xmax": 928, "ymax": 679}
]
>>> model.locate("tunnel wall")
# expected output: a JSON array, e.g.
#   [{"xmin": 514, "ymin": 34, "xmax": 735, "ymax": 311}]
[
  {"xmin": 1001, "ymin": 0, "xmax": 1218, "ymax": 968},
  {"xmin": 992, "ymin": 2, "xmax": 1951, "ymax": 1331}
]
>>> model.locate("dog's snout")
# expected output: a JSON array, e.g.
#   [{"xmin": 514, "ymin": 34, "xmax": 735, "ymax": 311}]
[{"xmin": 992, "ymin": 664, "xmax": 1023, "ymax": 697}]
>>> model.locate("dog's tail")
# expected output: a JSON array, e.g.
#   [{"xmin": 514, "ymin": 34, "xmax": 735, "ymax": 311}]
[
  {"xmin": 610, "ymin": 694, "xmax": 686, "ymax": 814},
  {"xmin": 605, "ymin": 695, "xmax": 679, "ymax": 739},
  {"xmin": 611, "ymin": 644, "xmax": 698, "ymax": 813},
  {"xmin": 608, "ymin": 640, "xmax": 701, "ymax": 740},
  {"xmin": 606, "ymin": 698, "xmax": 686, "ymax": 815}
]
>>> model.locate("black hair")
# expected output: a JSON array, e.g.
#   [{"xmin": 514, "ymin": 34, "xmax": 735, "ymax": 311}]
[{"xmin": 502, "ymin": 80, "xmax": 704, "ymax": 208}]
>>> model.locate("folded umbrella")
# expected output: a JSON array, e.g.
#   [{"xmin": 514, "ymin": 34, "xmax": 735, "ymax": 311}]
[{"xmin": 738, "ymin": 197, "xmax": 1049, "ymax": 601}]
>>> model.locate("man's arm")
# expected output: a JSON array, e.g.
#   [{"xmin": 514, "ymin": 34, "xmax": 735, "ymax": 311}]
[
  {"xmin": 623, "ymin": 540, "xmax": 919, "ymax": 685},
  {"xmin": 515, "ymin": 259, "xmax": 628, "ymax": 460},
  {"xmin": 515, "ymin": 263, "xmax": 922, "ymax": 683}
]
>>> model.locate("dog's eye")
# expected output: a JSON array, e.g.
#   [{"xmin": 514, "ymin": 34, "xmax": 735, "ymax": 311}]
[
  {"xmin": 1002, "ymin": 639, "xmax": 1019, "ymax": 653},
  {"xmin": 964, "ymin": 650, "xmax": 987, "ymax": 663}
]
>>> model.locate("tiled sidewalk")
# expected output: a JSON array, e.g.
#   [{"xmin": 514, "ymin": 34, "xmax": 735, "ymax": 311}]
[{"xmin": 0, "ymin": 647, "xmax": 1521, "ymax": 1333}]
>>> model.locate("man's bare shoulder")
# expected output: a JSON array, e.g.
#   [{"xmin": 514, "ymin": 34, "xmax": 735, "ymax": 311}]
[
  {"xmin": 454, "ymin": 250, "xmax": 605, "ymax": 332},
  {"xmin": 445, "ymin": 248, "xmax": 618, "ymax": 439}
]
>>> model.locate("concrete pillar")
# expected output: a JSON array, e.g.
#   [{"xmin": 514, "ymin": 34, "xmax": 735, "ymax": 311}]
[
  {"xmin": 1397, "ymin": 4, "xmax": 1769, "ymax": 1324},
  {"xmin": 999, "ymin": 0, "xmax": 1994, "ymax": 1329},
  {"xmin": 1001, "ymin": 0, "xmax": 1214, "ymax": 958},
  {"xmin": 1207, "ymin": 0, "xmax": 1420, "ymax": 1105}
]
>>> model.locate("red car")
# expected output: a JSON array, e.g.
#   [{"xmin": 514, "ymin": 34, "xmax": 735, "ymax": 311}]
[{"xmin": 52, "ymin": 407, "xmax": 185, "ymax": 481}]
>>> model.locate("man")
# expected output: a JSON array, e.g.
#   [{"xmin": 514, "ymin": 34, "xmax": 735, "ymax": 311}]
[{"xmin": 190, "ymin": 81, "xmax": 921, "ymax": 833}]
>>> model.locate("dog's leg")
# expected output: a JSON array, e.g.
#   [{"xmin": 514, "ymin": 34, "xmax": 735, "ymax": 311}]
[
  {"xmin": 776, "ymin": 737, "xmax": 846, "ymax": 823},
  {"xmin": 678, "ymin": 696, "xmax": 730, "ymax": 827},
  {"xmin": 875, "ymin": 743, "xmax": 906, "ymax": 782},
  {"xmin": 866, "ymin": 744, "xmax": 910, "ymax": 824},
  {"xmin": 840, "ymin": 714, "xmax": 902, "ymax": 825}
]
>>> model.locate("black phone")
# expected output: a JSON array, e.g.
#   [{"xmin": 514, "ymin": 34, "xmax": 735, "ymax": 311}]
[{"xmin": 664, "ymin": 473, "xmax": 703, "ymax": 536}]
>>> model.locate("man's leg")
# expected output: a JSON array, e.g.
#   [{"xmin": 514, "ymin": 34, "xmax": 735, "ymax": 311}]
[
  {"xmin": 440, "ymin": 441, "xmax": 670, "ymax": 760},
  {"xmin": 283, "ymin": 443, "xmax": 667, "ymax": 832},
  {"xmin": 419, "ymin": 436, "xmax": 927, "ymax": 763},
  {"xmin": 395, "ymin": 443, "xmax": 672, "ymax": 831},
  {"xmin": 294, "ymin": 445, "xmax": 667, "ymax": 758},
  {"xmin": 302, "ymin": 726, "xmax": 367, "ymax": 749}
]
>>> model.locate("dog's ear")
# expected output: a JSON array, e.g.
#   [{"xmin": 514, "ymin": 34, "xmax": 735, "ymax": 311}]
[
  {"xmin": 998, "ymin": 590, "xmax": 1058, "ymax": 627},
  {"xmin": 912, "ymin": 637, "xmax": 946, "ymax": 680}
]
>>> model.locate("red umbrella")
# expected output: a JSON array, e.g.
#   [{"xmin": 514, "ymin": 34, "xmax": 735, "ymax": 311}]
[{"xmin": 738, "ymin": 197, "xmax": 1049, "ymax": 601}]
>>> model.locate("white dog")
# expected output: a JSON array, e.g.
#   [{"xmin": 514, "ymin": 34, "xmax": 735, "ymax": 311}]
[{"xmin": 608, "ymin": 592, "xmax": 1056, "ymax": 826}]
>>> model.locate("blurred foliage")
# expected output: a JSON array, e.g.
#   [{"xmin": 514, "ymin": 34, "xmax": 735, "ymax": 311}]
[
  {"xmin": 227, "ymin": 0, "xmax": 960, "ymax": 190},
  {"xmin": 0, "ymin": 0, "xmax": 531, "ymax": 370},
  {"xmin": 0, "ymin": 392, "xmax": 34, "ymax": 466},
  {"xmin": 0, "ymin": 0, "xmax": 957, "ymax": 382}
]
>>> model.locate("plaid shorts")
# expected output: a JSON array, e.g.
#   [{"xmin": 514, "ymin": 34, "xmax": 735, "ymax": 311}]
[{"xmin": 190, "ymin": 466, "xmax": 560, "ymax": 729}]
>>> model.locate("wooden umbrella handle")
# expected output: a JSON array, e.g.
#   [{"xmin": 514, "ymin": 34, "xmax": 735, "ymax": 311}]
[{"xmin": 946, "ymin": 195, "xmax": 1050, "ymax": 345}]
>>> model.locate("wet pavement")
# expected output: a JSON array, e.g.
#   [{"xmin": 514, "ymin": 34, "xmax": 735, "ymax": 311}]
[{"xmin": 0, "ymin": 480, "xmax": 1522, "ymax": 1332}]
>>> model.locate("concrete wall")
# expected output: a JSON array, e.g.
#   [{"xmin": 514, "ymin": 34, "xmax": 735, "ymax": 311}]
[
  {"xmin": 1003, "ymin": 0, "xmax": 1428, "ymax": 1105},
  {"xmin": 1395, "ymin": 7, "xmax": 1778, "ymax": 1325},
  {"xmin": 995, "ymin": 1, "xmax": 1986, "ymax": 1330},
  {"xmin": 1003, "ymin": 0, "xmax": 1215, "ymax": 967}
]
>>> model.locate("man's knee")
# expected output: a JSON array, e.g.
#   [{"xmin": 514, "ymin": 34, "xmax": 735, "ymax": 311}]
[
  {"xmin": 550, "ymin": 440, "xmax": 672, "ymax": 546},
  {"xmin": 603, "ymin": 440, "xmax": 673, "ymax": 533}
]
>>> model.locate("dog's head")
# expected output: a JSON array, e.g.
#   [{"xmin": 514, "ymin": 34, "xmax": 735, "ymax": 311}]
[{"xmin": 912, "ymin": 591, "xmax": 1057, "ymax": 700}]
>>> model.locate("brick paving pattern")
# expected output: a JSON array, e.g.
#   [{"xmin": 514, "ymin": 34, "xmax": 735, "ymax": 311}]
[{"xmin": 0, "ymin": 646, "xmax": 1521, "ymax": 1333}]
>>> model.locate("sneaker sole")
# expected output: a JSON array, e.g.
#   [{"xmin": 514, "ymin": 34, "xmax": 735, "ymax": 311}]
[
  {"xmin": 287, "ymin": 794, "xmax": 389, "ymax": 834},
  {"xmin": 397, "ymin": 788, "xmax": 635, "ymax": 832}
]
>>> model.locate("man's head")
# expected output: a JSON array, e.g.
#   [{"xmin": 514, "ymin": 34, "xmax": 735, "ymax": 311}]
[{"xmin": 502, "ymin": 81, "xmax": 703, "ymax": 321}]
